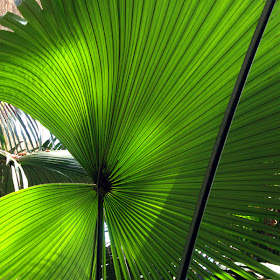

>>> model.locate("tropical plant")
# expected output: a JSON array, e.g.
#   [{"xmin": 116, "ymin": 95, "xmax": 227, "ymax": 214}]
[
  {"xmin": 0, "ymin": 101, "xmax": 63, "ymax": 153},
  {"xmin": 0, "ymin": 101, "xmax": 40, "ymax": 153},
  {"xmin": 0, "ymin": 0, "xmax": 280, "ymax": 279},
  {"xmin": 0, "ymin": 101, "xmax": 75, "ymax": 195}
]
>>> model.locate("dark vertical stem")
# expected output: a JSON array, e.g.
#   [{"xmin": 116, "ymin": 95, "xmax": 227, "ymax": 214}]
[
  {"xmin": 89, "ymin": 212, "xmax": 98, "ymax": 280},
  {"xmin": 176, "ymin": 1, "xmax": 276, "ymax": 279},
  {"xmin": 96, "ymin": 190, "xmax": 104, "ymax": 280}
]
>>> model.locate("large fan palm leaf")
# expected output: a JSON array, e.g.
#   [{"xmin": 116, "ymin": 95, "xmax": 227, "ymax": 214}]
[{"xmin": 0, "ymin": 0, "xmax": 279, "ymax": 279}]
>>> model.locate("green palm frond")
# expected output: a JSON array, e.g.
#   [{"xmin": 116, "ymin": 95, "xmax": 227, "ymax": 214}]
[
  {"xmin": 19, "ymin": 151, "xmax": 93, "ymax": 185},
  {"xmin": 0, "ymin": 101, "xmax": 63, "ymax": 153},
  {"xmin": 0, "ymin": 150, "xmax": 93, "ymax": 196},
  {"xmin": 0, "ymin": 183, "xmax": 97, "ymax": 279},
  {"xmin": 192, "ymin": 6, "xmax": 280, "ymax": 279},
  {"xmin": 0, "ymin": 102, "xmax": 40, "ymax": 153},
  {"xmin": 0, "ymin": 0, "xmax": 279, "ymax": 279}
]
